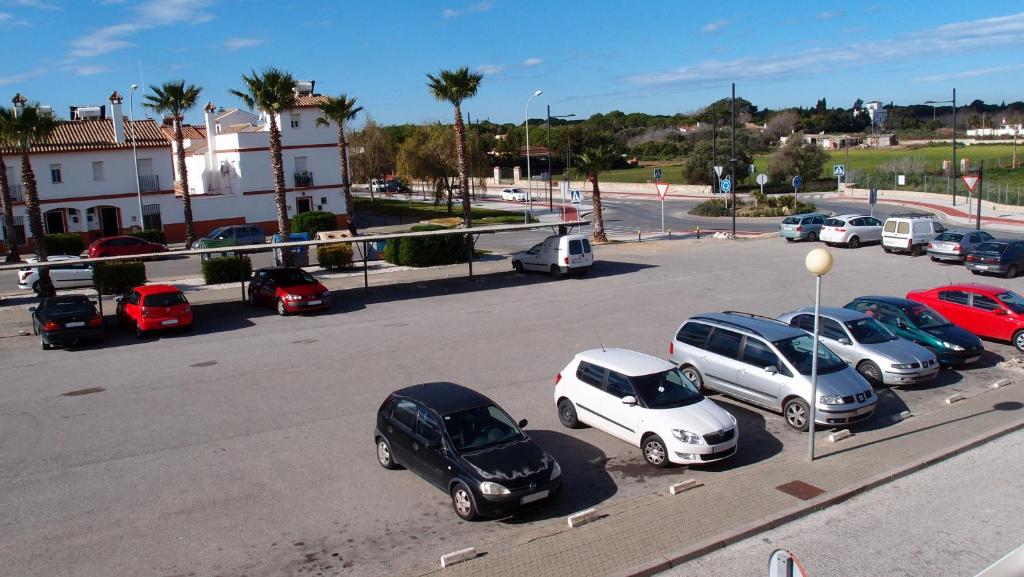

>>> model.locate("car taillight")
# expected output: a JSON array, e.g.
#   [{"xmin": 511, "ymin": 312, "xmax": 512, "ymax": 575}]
[
  {"xmin": 87, "ymin": 315, "xmax": 103, "ymax": 327},
  {"xmin": 796, "ymin": 225, "xmax": 803, "ymax": 232},
  {"xmin": 43, "ymin": 320, "xmax": 60, "ymax": 332},
  {"xmin": 141, "ymin": 307, "xmax": 152, "ymax": 318},
  {"xmin": 835, "ymin": 228, "xmax": 846, "ymax": 232},
  {"xmin": 669, "ymin": 342, "xmax": 674, "ymax": 355},
  {"xmin": 907, "ymin": 239, "xmax": 912, "ymax": 248},
  {"xmin": 554, "ymin": 372, "xmax": 562, "ymax": 385},
  {"xmin": 953, "ymin": 245, "xmax": 961, "ymax": 252},
  {"xmin": 928, "ymin": 243, "xmax": 934, "ymax": 249},
  {"xmin": 563, "ymin": 256, "xmax": 569, "ymax": 265},
  {"xmin": 966, "ymin": 255, "xmax": 976, "ymax": 261}
]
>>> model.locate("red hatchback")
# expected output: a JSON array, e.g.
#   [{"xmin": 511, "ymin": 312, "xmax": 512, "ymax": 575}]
[
  {"xmin": 907, "ymin": 283, "xmax": 1024, "ymax": 352},
  {"xmin": 248, "ymin": 267, "xmax": 332, "ymax": 315},
  {"xmin": 87, "ymin": 236, "xmax": 169, "ymax": 258},
  {"xmin": 117, "ymin": 284, "xmax": 193, "ymax": 337}
]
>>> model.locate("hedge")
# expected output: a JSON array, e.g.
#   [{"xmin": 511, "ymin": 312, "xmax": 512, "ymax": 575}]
[
  {"xmin": 46, "ymin": 233, "xmax": 85, "ymax": 256},
  {"xmin": 93, "ymin": 261, "xmax": 146, "ymax": 295},
  {"xmin": 317, "ymin": 243, "xmax": 353, "ymax": 270},
  {"xmin": 201, "ymin": 255, "xmax": 252, "ymax": 284},
  {"xmin": 384, "ymin": 224, "xmax": 468, "ymax": 267},
  {"xmin": 134, "ymin": 229, "xmax": 167, "ymax": 245},
  {"xmin": 291, "ymin": 211, "xmax": 337, "ymax": 237}
]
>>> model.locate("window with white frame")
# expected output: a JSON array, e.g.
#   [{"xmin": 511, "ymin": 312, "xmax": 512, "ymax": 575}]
[
  {"xmin": 92, "ymin": 161, "xmax": 105, "ymax": 181},
  {"xmin": 50, "ymin": 164, "xmax": 62, "ymax": 183},
  {"xmin": 290, "ymin": 113, "xmax": 301, "ymax": 128}
]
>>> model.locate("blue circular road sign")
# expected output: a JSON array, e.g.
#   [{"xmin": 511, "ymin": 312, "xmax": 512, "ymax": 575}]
[
  {"xmin": 792, "ymin": 175, "xmax": 802, "ymax": 190},
  {"xmin": 720, "ymin": 178, "xmax": 732, "ymax": 193}
]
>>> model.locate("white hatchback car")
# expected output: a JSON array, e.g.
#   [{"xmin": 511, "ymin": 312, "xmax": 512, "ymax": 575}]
[
  {"xmin": 554, "ymin": 348, "xmax": 739, "ymax": 467},
  {"xmin": 820, "ymin": 214, "xmax": 884, "ymax": 248},
  {"xmin": 18, "ymin": 255, "xmax": 94, "ymax": 295},
  {"xmin": 500, "ymin": 188, "xmax": 527, "ymax": 202}
]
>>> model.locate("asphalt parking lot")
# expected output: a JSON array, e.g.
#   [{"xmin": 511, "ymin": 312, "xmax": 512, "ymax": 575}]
[{"xmin": 0, "ymin": 236, "xmax": 1021, "ymax": 577}]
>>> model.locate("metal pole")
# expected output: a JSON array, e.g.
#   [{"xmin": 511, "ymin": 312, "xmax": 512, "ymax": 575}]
[
  {"xmin": 712, "ymin": 109, "xmax": 718, "ymax": 195},
  {"xmin": 547, "ymin": 105, "xmax": 553, "ymax": 212},
  {"xmin": 808, "ymin": 274, "xmax": 822, "ymax": 462},
  {"xmin": 952, "ymin": 88, "xmax": 958, "ymax": 206},
  {"xmin": 525, "ymin": 90, "xmax": 541, "ymax": 222},
  {"xmin": 129, "ymin": 85, "xmax": 144, "ymax": 230},
  {"xmin": 977, "ymin": 160, "xmax": 983, "ymax": 230},
  {"xmin": 362, "ymin": 240, "xmax": 369, "ymax": 292},
  {"xmin": 730, "ymin": 83, "xmax": 736, "ymax": 238}
]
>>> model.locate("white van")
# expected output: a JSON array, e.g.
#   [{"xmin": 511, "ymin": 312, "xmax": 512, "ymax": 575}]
[
  {"xmin": 511, "ymin": 234, "xmax": 593, "ymax": 279},
  {"xmin": 881, "ymin": 214, "xmax": 946, "ymax": 256}
]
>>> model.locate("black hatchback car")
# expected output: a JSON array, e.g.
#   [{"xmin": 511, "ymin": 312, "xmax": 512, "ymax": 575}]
[
  {"xmin": 374, "ymin": 382, "xmax": 562, "ymax": 520},
  {"xmin": 30, "ymin": 295, "xmax": 104, "ymax": 350},
  {"xmin": 966, "ymin": 240, "xmax": 1024, "ymax": 278}
]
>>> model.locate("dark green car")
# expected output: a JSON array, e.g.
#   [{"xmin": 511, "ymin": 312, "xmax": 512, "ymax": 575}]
[{"xmin": 844, "ymin": 296, "xmax": 984, "ymax": 366}]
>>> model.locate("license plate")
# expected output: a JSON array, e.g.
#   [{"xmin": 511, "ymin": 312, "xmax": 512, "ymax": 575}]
[
  {"xmin": 964, "ymin": 355, "xmax": 980, "ymax": 364},
  {"xmin": 307, "ymin": 300, "xmax": 322, "ymax": 306},
  {"xmin": 521, "ymin": 490, "xmax": 549, "ymax": 505},
  {"xmin": 161, "ymin": 319, "xmax": 179, "ymax": 326},
  {"xmin": 975, "ymin": 265, "xmax": 988, "ymax": 270},
  {"xmin": 65, "ymin": 321, "xmax": 85, "ymax": 328}
]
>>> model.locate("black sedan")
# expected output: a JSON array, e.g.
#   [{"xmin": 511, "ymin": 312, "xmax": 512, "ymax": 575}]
[
  {"xmin": 30, "ymin": 295, "xmax": 104, "ymax": 350},
  {"xmin": 966, "ymin": 240, "xmax": 1024, "ymax": 278},
  {"xmin": 374, "ymin": 382, "xmax": 562, "ymax": 520}
]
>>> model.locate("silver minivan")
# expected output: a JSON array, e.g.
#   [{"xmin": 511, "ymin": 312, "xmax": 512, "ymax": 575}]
[{"xmin": 668, "ymin": 312, "xmax": 876, "ymax": 431}]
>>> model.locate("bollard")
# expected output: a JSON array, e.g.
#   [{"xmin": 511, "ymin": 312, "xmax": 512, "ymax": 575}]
[
  {"xmin": 696, "ymin": 226, "xmax": 701, "ymax": 239},
  {"xmin": 668, "ymin": 228, "xmax": 672, "ymax": 240},
  {"xmin": 638, "ymin": 229, "xmax": 642, "ymax": 242}
]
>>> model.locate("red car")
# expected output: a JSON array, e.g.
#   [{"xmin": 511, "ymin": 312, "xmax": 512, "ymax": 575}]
[
  {"xmin": 248, "ymin": 267, "xmax": 332, "ymax": 315},
  {"xmin": 907, "ymin": 283, "xmax": 1024, "ymax": 352},
  {"xmin": 116, "ymin": 284, "xmax": 193, "ymax": 337},
  {"xmin": 87, "ymin": 236, "xmax": 169, "ymax": 258}
]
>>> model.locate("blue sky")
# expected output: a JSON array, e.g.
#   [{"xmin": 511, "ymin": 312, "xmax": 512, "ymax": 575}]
[{"xmin": 2, "ymin": 0, "xmax": 1023, "ymax": 126}]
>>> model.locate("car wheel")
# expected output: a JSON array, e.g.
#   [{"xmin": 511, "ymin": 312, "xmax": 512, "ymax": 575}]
[
  {"xmin": 550, "ymin": 265, "xmax": 562, "ymax": 280},
  {"xmin": 40, "ymin": 336, "xmax": 50, "ymax": 350},
  {"xmin": 512, "ymin": 260, "xmax": 524, "ymax": 274},
  {"xmin": 557, "ymin": 398, "xmax": 581, "ymax": 429},
  {"xmin": 785, "ymin": 237, "xmax": 794, "ymax": 242},
  {"xmin": 911, "ymin": 244, "xmax": 924, "ymax": 257},
  {"xmin": 32, "ymin": 321, "xmax": 38, "ymax": 336},
  {"xmin": 1006, "ymin": 265, "xmax": 1018, "ymax": 279},
  {"xmin": 857, "ymin": 360, "xmax": 883, "ymax": 386},
  {"xmin": 32, "ymin": 281, "xmax": 41, "ymax": 296},
  {"xmin": 135, "ymin": 322, "xmax": 146, "ymax": 339},
  {"xmin": 451, "ymin": 482, "xmax": 478, "ymax": 521},
  {"xmin": 276, "ymin": 299, "xmax": 289, "ymax": 316},
  {"xmin": 848, "ymin": 236, "xmax": 860, "ymax": 249},
  {"xmin": 1013, "ymin": 330, "xmax": 1024, "ymax": 353},
  {"xmin": 376, "ymin": 437, "xmax": 399, "ymax": 470},
  {"xmin": 680, "ymin": 365, "xmax": 704, "ymax": 392},
  {"xmin": 783, "ymin": 397, "xmax": 811, "ymax": 432},
  {"xmin": 642, "ymin": 435, "xmax": 670, "ymax": 468},
  {"xmin": 883, "ymin": 247, "xmax": 892, "ymax": 254},
  {"xmin": 970, "ymin": 270, "xmax": 981, "ymax": 275},
  {"xmin": 930, "ymin": 257, "xmax": 939, "ymax": 262},
  {"xmin": 247, "ymin": 289, "xmax": 257, "ymax": 306},
  {"xmin": 806, "ymin": 232, "xmax": 818, "ymax": 242}
]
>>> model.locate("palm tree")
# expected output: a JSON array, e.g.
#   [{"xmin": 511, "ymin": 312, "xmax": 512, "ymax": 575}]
[
  {"xmin": 0, "ymin": 106, "xmax": 20, "ymax": 261},
  {"xmin": 229, "ymin": 68, "xmax": 297, "ymax": 264},
  {"xmin": 143, "ymin": 80, "xmax": 202, "ymax": 247},
  {"xmin": 315, "ymin": 94, "xmax": 363, "ymax": 234},
  {"xmin": 5, "ymin": 102, "xmax": 57, "ymax": 295},
  {"xmin": 574, "ymin": 145, "xmax": 618, "ymax": 243},
  {"xmin": 426, "ymin": 67, "xmax": 483, "ymax": 232}
]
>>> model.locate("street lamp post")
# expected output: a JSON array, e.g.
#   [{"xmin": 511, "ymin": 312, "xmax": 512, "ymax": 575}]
[
  {"xmin": 524, "ymin": 89, "xmax": 543, "ymax": 223},
  {"xmin": 805, "ymin": 247, "xmax": 834, "ymax": 462},
  {"xmin": 129, "ymin": 84, "xmax": 144, "ymax": 230},
  {"xmin": 925, "ymin": 88, "xmax": 957, "ymax": 206},
  {"xmin": 546, "ymin": 108, "xmax": 576, "ymax": 211}
]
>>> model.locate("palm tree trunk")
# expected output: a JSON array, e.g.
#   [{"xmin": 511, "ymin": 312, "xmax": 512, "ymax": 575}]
[
  {"xmin": 174, "ymin": 120, "xmax": 196, "ymax": 247},
  {"xmin": 337, "ymin": 128, "xmax": 357, "ymax": 234},
  {"xmin": 590, "ymin": 174, "xmax": 608, "ymax": 242},
  {"xmin": 453, "ymin": 104, "xmax": 474, "ymax": 274},
  {"xmin": 0, "ymin": 151, "xmax": 20, "ymax": 261},
  {"xmin": 21, "ymin": 154, "xmax": 53, "ymax": 296},
  {"xmin": 268, "ymin": 113, "xmax": 291, "ymax": 267}
]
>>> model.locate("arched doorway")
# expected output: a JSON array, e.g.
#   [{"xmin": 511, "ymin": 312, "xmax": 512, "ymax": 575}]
[{"xmin": 44, "ymin": 208, "xmax": 67, "ymax": 234}]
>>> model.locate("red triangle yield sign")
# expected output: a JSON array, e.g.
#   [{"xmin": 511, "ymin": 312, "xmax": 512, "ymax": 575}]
[
  {"xmin": 656, "ymin": 182, "xmax": 670, "ymax": 200},
  {"xmin": 962, "ymin": 175, "xmax": 980, "ymax": 193}
]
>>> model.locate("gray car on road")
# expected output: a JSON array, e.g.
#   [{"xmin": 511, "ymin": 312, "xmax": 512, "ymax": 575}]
[
  {"xmin": 777, "ymin": 307, "xmax": 940, "ymax": 386},
  {"xmin": 927, "ymin": 230, "xmax": 994, "ymax": 263}
]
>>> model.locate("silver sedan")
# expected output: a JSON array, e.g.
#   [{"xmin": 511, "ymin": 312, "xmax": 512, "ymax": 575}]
[
  {"xmin": 777, "ymin": 307, "xmax": 940, "ymax": 386},
  {"xmin": 928, "ymin": 230, "xmax": 995, "ymax": 263}
]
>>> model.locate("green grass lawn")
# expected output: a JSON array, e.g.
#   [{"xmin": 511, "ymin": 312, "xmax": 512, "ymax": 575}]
[{"xmin": 354, "ymin": 197, "xmax": 514, "ymax": 220}]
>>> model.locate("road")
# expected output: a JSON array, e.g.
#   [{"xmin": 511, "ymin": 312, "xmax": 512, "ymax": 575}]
[
  {"xmin": 1, "ymin": 237, "xmax": 1021, "ymax": 577},
  {"xmin": 662, "ymin": 428, "xmax": 1024, "ymax": 577}
]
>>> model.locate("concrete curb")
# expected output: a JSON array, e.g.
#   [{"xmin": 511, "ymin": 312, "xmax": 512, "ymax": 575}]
[{"xmin": 613, "ymin": 415, "xmax": 1024, "ymax": 577}]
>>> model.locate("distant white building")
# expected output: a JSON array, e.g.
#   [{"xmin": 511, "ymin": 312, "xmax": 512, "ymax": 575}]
[
  {"xmin": 779, "ymin": 133, "xmax": 863, "ymax": 149},
  {"xmin": 966, "ymin": 119, "xmax": 1023, "ymax": 137},
  {"xmin": 864, "ymin": 101, "xmax": 888, "ymax": 127}
]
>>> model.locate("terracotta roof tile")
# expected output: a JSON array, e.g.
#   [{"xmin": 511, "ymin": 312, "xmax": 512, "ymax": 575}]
[
  {"xmin": 161, "ymin": 124, "xmax": 207, "ymax": 141},
  {"xmin": 293, "ymin": 94, "xmax": 329, "ymax": 108},
  {"xmin": 1, "ymin": 118, "xmax": 169, "ymax": 154}
]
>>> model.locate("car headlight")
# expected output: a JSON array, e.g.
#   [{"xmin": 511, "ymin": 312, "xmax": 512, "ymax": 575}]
[
  {"xmin": 285, "ymin": 294, "xmax": 300, "ymax": 301},
  {"xmin": 671, "ymin": 429, "xmax": 703, "ymax": 444},
  {"xmin": 479, "ymin": 481, "xmax": 510, "ymax": 496},
  {"xmin": 322, "ymin": 290, "xmax": 331, "ymax": 297},
  {"xmin": 943, "ymin": 342, "xmax": 965, "ymax": 351},
  {"xmin": 820, "ymin": 394, "xmax": 845, "ymax": 405},
  {"xmin": 728, "ymin": 412, "xmax": 738, "ymax": 424},
  {"xmin": 891, "ymin": 363, "xmax": 914, "ymax": 369},
  {"xmin": 550, "ymin": 461, "xmax": 561, "ymax": 480}
]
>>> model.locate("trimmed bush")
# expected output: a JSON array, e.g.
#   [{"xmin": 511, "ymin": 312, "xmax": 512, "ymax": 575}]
[
  {"xmin": 291, "ymin": 211, "xmax": 337, "ymax": 237},
  {"xmin": 46, "ymin": 233, "xmax": 85, "ymax": 256},
  {"xmin": 384, "ymin": 224, "xmax": 468, "ymax": 267},
  {"xmin": 317, "ymin": 243, "xmax": 354, "ymax": 270},
  {"xmin": 201, "ymin": 255, "xmax": 252, "ymax": 285},
  {"xmin": 93, "ymin": 261, "xmax": 146, "ymax": 295},
  {"xmin": 134, "ymin": 229, "xmax": 167, "ymax": 245},
  {"xmin": 688, "ymin": 199, "xmax": 730, "ymax": 217}
]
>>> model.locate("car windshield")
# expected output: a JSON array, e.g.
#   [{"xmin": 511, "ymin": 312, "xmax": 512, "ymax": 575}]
[
  {"xmin": 205, "ymin": 227, "xmax": 227, "ymax": 239},
  {"xmin": 997, "ymin": 291, "xmax": 1024, "ymax": 314},
  {"xmin": 143, "ymin": 292, "xmax": 187, "ymax": 307},
  {"xmin": 903, "ymin": 304, "xmax": 950, "ymax": 329},
  {"xmin": 272, "ymin": 269, "xmax": 317, "ymax": 285},
  {"xmin": 844, "ymin": 317, "xmax": 896, "ymax": 344},
  {"xmin": 630, "ymin": 368, "xmax": 704, "ymax": 409},
  {"xmin": 773, "ymin": 335, "xmax": 847, "ymax": 375},
  {"xmin": 934, "ymin": 232, "xmax": 964, "ymax": 242},
  {"xmin": 782, "ymin": 217, "xmax": 800, "ymax": 225},
  {"xmin": 442, "ymin": 404, "xmax": 523, "ymax": 452},
  {"xmin": 974, "ymin": 242, "xmax": 1007, "ymax": 254}
]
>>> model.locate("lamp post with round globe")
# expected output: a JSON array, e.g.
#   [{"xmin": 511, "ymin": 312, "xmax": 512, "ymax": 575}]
[{"xmin": 805, "ymin": 247, "xmax": 833, "ymax": 462}]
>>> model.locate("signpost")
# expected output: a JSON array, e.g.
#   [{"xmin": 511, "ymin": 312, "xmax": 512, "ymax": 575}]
[
  {"xmin": 654, "ymin": 167, "xmax": 662, "ymax": 181},
  {"xmin": 570, "ymin": 189, "xmax": 582, "ymax": 204},
  {"xmin": 963, "ymin": 167, "xmax": 983, "ymax": 230},
  {"xmin": 714, "ymin": 165, "xmax": 724, "ymax": 193},
  {"xmin": 833, "ymin": 164, "xmax": 845, "ymax": 192},
  {"xmin": 792, "ymin": 175, "xmax": 802, "ymax": 193},
  {"xmin": 756, "ymin": 173, "xmax": 767, "ymax": 198},
  {"xmin": 720, "ymin": 177, "xmax": 731, "ymax": 194},
  {"xmin": 868, "ymin": 188, "xmax": 877, "ymax": 217},
  {"xmin": 655, "ymin": 182, "xmax": 670, "ymax": 232}
]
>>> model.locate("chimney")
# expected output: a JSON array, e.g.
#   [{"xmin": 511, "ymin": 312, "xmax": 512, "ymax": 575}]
[
  {"xmin": 204, "ymin": 102, "xmax": 218, "ymax": 174},
  {"xmin": 12, "ymin": 92, "xmax": 27, "ymax": 118},
  {"xmin": 109, "ymin": 91, "xmax": 125, "ymax": 144}
]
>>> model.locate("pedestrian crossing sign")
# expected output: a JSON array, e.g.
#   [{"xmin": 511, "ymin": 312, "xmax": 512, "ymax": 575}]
[
  {"xmin": 833, "ymin": 164, "xmax": 845, "ymax": 177},
  {"xmin": 570, "ymin": 189, "xmax": 582, "ymax": 204}
]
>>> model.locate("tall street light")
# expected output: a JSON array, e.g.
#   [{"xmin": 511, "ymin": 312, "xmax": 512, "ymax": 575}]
[
  {"xmin": 547, "ymin": 107, "xmax": 575, "ymax": 211},
  {"xmin": 805, "ymin": 247, "xmax": 833, "ymax": 462},
  {"xmin": 524, "ymin": 89, "xmax": 542, "ymax": 223},
  {"xmin": 925, "ymin": 88, "xmax": 957, "ymax": 206},
  {"xmin": 129, "ymin": 84, "xmax": 144, "ymax": 230}
]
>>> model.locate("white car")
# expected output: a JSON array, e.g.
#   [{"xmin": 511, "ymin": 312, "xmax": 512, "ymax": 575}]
[
  {"xmin": 820, "ymin": 214, "xmax": 884, "ymax": 248},
  {"xmin": 500, "ymin": 188, "xmax": 527, "ymax": 202},
  {"xmin": 18, "ymin": 255, "xmax": 94, "ymax": 295},
  {"xmin": 511, "ymin": 234, "xmax": 593, "ymax": 278},
  {"xmin": 554, "ymin": 348, "xmax": 738, "ymax": 467}
]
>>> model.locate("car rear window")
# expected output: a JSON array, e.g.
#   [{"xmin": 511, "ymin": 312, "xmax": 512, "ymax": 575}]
[
  {"xmin": 782, "ymin": 217, "xmax": 800, "ymax": 225},
  {"xmin": 824, "ymin": 218, "xmax": 845, "ymax": 227},
  {"xmin": 49, "ymin": 299, "xmax": 95, "ymax": 315},
  {"xmin": 934, "ymin": 232, "xmax": 964, "ymax": 242},
  {"xmin": 974, "ymin": 242, "xmax": 1007, "ymax": 254},
  {"xmin": 569, "ymin": 240, "xmax": 584, "ymax": 255},
  {"xmin": 582, "ymin": 239, "xmax": 591, "ymax": 253},
  {"xmin": 143, "ymin": 292, "xmax": 187, "ymax": 306},
  {"xmin": 897, "ymin": 222, "xmax": 910, "ymax": 234},
  {"xmin": 884, "ymin": 221, "xmax": 897, "ymax": 233},
  {"xmin": 676, "ymin": 322, "xmax": 712, "ymax": 349}
]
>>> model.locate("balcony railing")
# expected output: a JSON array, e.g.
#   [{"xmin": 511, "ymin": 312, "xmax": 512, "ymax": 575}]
[
  {"xmin": 138, "ymin": 174, "xmax": 160, "ymax": 192},
  {"xmin": 5, "ymin": 183, "xmax": 23, "ymax": 202},
  {"xmin": 294, "ymin": 171, "xmax": 314, "ymax": 188}
]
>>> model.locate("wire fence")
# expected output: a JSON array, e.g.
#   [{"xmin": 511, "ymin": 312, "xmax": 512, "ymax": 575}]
[{"xmin": 847, "ymin": 169, "xmax": 1024, "ymax": 206}]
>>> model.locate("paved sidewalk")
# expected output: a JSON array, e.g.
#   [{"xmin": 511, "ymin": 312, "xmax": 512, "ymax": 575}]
[{"xmin": 403, "ymin": 380, "xmax": 1024, "ymax": 577}]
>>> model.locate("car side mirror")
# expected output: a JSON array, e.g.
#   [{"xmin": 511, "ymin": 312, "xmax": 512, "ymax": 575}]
[
  {"xmin": 518, "ymin": 418, "xmax": 528, "ymax": 428},
  {"xmin": 764, "ymin": 365, "xmax": 778, "ymax": 374},
  {"xmin": 621, "ymin": 395, "xmax": 638, "ymax": 406},
  {"xmin": 993, "ymin": 308, "xmax": 1007, "ymax": 316},
  {"xmin": 422, "ymin": 439, "xmax": 441, "ymax": 450},
  {"xmin": 838, "ymin": 337, "xmax": 851, "ymax": 345},
  {"xmin": 28, "ymin": 306, "xmax": 36, "ymax": 312},
  {"xmin": 896, "ymin": 319, "xmax": 908, "ymax": 329}
]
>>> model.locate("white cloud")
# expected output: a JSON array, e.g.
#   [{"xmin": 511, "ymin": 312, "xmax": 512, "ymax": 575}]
[
  {"xmin": 136, "ymin": 0, "xmax": 214, "ymax": 25},
  {"xmin": 629, "ymin": 12, "xmax": 1024, "ymax": 86},
  {"xmin": 69, "ymin": 23, "xmax": 139, "ymax": 58},
  {"xmin": 442, "ymin": 1, "xmax": 492, "ymax": 19},
  {"xmin": 914, "ymin": 63, "xmax": 1024, "ymax": 83},
  {"xmin": 66, "ymin": 0, "xmax": 215, "ymax": 63},
  {"xmin": 477, "ymin": 63, "xmax": 505, "ymax": 75},
  {"xmin": 72, "ymin": 64, "xmax": 111, "ymax": 77},
  {"xmin": 224, "ymin": 37, "xmax": 265, "ymax": 51},
  {"xmin": 816, "ymin": 10, "xmax": 845, "ymax": 20},
  {"xmin": 12, "ymin": 0, "xmax": 60, "ymax": 10},
  {"xmin": 0, "ymin": 67, "xmax": 45, "ymax": 86},
  {"xmin": 522, "ymin": 57, "xmax": 543, "ymax": 67},
  {"xmin": 701, "ymin": 19, "xmax": 729, "ymax": 33}
]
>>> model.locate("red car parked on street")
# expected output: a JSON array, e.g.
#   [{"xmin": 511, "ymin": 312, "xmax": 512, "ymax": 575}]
[
  {"xmin": 87, "ymin": 235, "xmax": 169, "ymax": 258},
  {"xmin": 247, "ymin": 267, "xmax": 332, "ymax": 315},
  {"xmin": 117, "ymin": 284, "xmax": 193, "ymax": 337},
  {"xmin": 907, "ymin": 283, "xmax": 1024, "ymax": 352}
]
